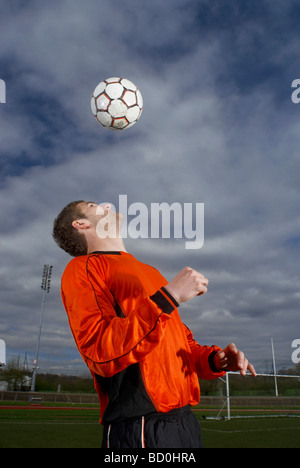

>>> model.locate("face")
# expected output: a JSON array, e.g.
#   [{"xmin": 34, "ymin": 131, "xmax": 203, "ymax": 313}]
[
  {"xmin": 79, "ymin": 201, "xmax": 112, "ymax": 220},
  {"xmin": 77, "ymin": 201, "xmax": 123, "ymax": 238}
]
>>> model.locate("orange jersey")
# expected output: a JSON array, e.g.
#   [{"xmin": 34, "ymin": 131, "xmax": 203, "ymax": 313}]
[{"xmin": 61, "ymin": 251, "xmax": 225, "ymax": 423}]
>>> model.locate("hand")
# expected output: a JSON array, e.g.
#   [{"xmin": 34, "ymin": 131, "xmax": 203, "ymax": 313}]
[
  {"xmin": 215, "ymin": 343, "xmax": 257, "ymax": 377},
  {"xmin": 164, "ymin": 267, "xmax": 209, "ymax": 304}
]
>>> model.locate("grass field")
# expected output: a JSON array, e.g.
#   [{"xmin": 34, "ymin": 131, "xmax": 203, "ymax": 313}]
[{"xmin": 0, "ymin": 402, "xmax": 299, "ymax": 448}]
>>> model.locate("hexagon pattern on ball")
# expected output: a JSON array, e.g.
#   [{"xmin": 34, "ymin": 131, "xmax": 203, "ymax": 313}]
[{"xmin": 91, "ymin": 77, "xmax": 143, "ymax": 131}]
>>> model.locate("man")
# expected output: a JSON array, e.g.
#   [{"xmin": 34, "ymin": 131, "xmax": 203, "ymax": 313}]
[{"xmin": 53, "ymin": 200, "xmax": 256, "ymax": 448}]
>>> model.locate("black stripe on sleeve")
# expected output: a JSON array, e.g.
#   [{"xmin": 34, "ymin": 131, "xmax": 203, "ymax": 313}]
[{"xmin": 150, "ymin": 289, "xmax": 175, "ymax": 315}]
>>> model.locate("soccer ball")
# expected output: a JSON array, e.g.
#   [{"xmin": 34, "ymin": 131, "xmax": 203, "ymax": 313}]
[{"xmin": 91, "ymin": 77, "xmax": 143, "ymax": 131}]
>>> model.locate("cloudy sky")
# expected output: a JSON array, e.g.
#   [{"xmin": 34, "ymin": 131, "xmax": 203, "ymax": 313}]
[{"xmin": 0, "ymin": 0, "xmax": 299, "ymax": 377}]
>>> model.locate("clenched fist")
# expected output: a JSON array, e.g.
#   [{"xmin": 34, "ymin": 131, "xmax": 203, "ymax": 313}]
[{"xmin": 165, "ymin": 267, "xmax": 209, "ymax": 304}]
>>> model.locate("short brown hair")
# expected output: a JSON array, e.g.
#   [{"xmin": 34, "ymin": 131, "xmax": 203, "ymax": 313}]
[{"xmin": 53, "ymin": 201, "xmax": 88, "ymax": 257}]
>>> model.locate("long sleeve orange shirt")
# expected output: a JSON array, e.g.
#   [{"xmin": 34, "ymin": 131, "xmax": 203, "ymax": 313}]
[{"xmin": 61, "ymin": 251, "xmax": 225, "ymax": 423}]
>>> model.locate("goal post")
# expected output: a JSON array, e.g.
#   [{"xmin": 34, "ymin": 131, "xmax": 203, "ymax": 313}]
[
  {"xmin": 224, "ymin": 371, "xmax": 300, "ymax": 420},
  {"xmin": 199, "ymin": 339, "xmax": 300, "ymax": 420}
]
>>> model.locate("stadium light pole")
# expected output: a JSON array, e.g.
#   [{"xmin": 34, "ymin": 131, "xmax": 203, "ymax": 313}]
[{"xmin": 31, "ymin": 265, "xmax": 53, "ymax": 392}]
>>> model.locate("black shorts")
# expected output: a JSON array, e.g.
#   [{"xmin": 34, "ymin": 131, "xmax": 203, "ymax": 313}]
[{"xmin": 101, "ymin": 406, "xmax": 204, "ymax": 449}]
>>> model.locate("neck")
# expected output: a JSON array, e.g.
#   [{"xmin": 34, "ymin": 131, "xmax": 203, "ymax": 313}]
[{"xmin": 87, "ymin": 236, "xmax": 127, "ymax": 254}]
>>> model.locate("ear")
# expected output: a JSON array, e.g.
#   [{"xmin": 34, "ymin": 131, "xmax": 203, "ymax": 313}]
[{"xmin": 72, "ymin": 218, "xmax": 92, "ymax": 231}]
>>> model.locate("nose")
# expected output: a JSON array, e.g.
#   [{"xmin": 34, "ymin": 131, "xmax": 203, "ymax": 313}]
[{"xmin": 96, "ymin": 203, "xmax": 112, "ymax": 216}]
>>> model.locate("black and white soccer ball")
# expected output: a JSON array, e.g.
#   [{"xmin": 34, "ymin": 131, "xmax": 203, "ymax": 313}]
[{"xmin": 91, "ymin": 77, "xmax": 143, "ymax": 131}]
